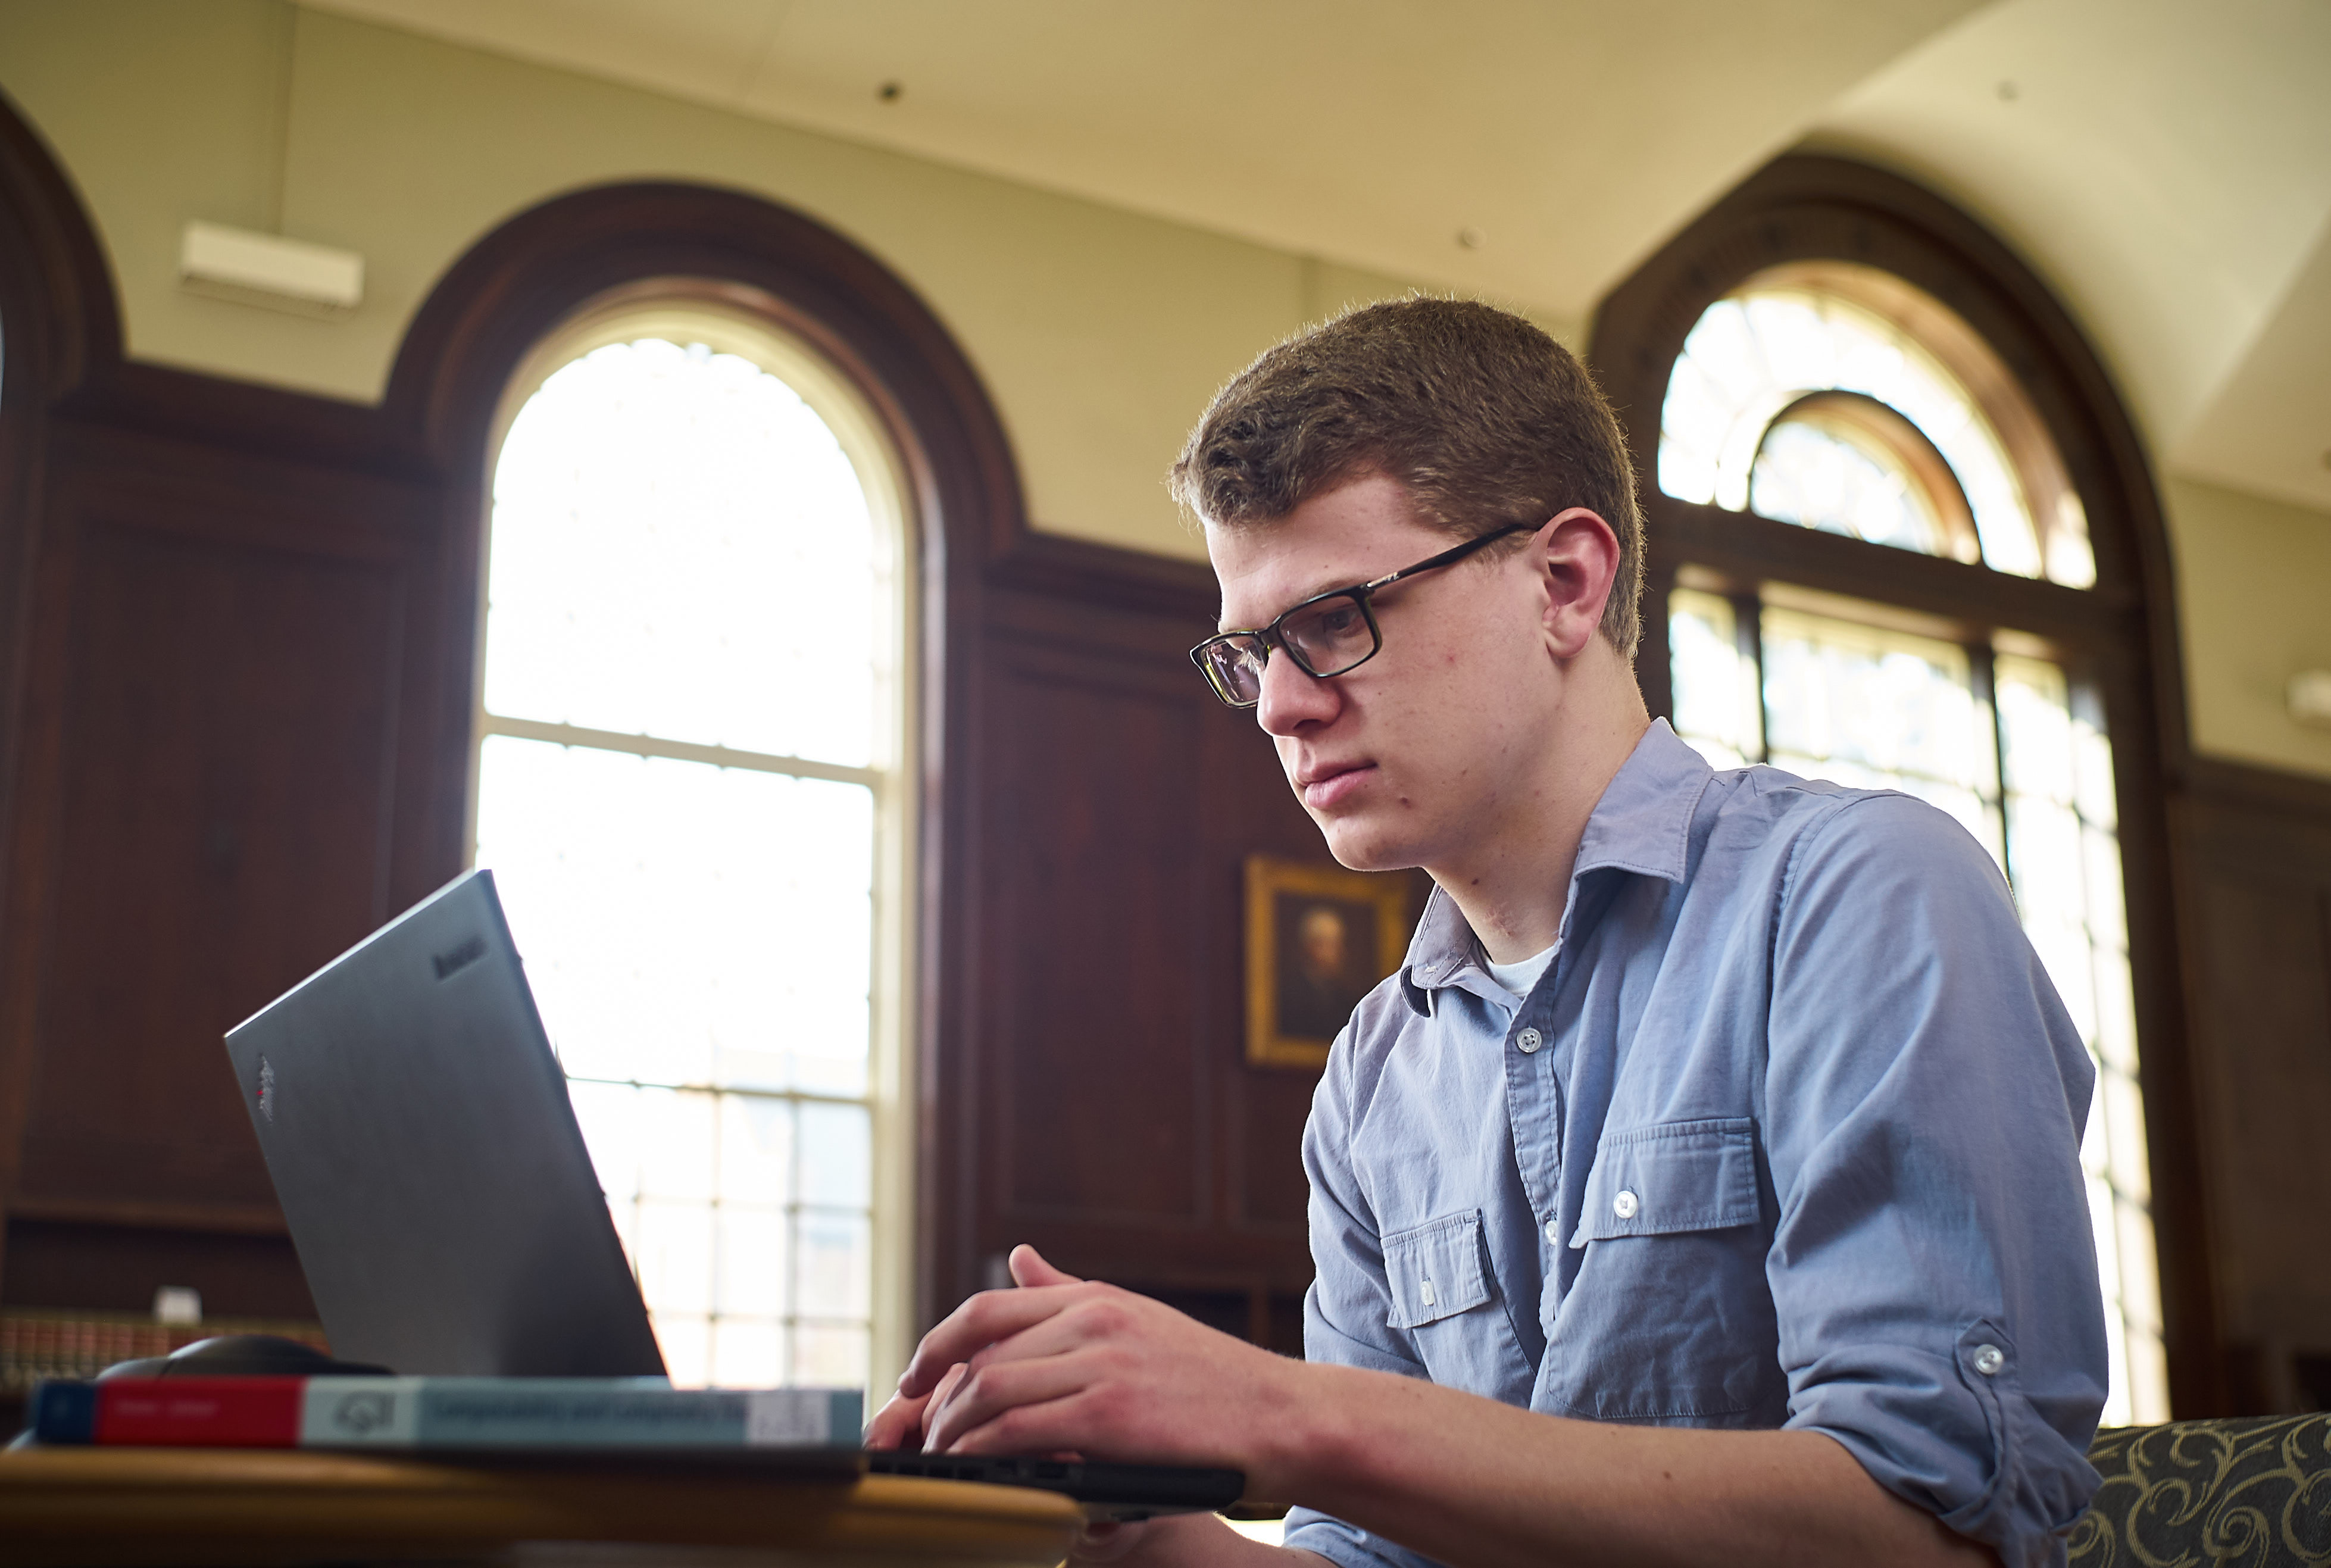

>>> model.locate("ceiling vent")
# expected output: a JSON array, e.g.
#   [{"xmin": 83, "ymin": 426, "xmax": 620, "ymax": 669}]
[{"xmin": 179, "ymin": 220, "xmax": 364, "ymax": 317}]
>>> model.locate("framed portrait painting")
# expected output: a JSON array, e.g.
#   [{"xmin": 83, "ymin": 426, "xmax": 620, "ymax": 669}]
[{"xmin": 1244, "ymin": 856, "xmax": 1413, "ymax": 1070}]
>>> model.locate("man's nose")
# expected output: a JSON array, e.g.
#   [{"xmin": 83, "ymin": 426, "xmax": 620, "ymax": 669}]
[{"xmin": 1256, "ymin": 649, "xmax": 1339, "ymax": 736}]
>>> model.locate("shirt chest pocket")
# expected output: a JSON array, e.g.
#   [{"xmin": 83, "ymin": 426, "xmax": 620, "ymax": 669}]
[
  {"xmin": 1572, "ymin": 1116, "xmax": 1760, "ymax": 1244},
  {"xmin": 1548, "ymin": 1117, "xmax": 1786, "ymax": 1426},
  {"xmin": 1382, "ymin": 1210, "xmax": 1533, "ymax": 1401}
]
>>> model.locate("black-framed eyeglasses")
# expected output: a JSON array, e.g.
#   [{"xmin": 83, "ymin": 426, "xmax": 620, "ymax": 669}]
[{"xmin": 1188, "ymin": 522, "xmax": 1539, "ymax": 709}]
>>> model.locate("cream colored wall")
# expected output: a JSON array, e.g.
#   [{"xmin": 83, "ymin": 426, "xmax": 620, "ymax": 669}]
[
  {"xmin": 2162, "ymin": 477, "xmax": 2331, "ymax": 779},
  {"xmin": 2, "ymin": 2, "xmax": 2325, "ymax": 782},
  {"xmin": 0, "ymin": 0, "xmax": 1458, "ymax": 564}
]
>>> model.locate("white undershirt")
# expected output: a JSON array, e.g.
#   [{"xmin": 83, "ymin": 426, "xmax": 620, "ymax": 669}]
[{"xmin": 1485, "ymin": 940, "xmax": 1560, "ymax": 1000}]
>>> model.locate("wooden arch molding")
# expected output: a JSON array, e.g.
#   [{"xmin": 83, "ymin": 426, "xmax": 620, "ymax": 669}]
[
  {"xmin": 1589, "ymin": 152, "xmax": 2222, "ymax": 1414},
  {"xmin": 377, "ymin": 180, "xmax": 1029, "ymax": 888},
  {"xmin": 0, "ymin": 86, "xmax": 127, "ymax": 1249},
  {"xmin": 384, "ymin": 180, "xmax": 1027, "ymax": 563},
  {"xmin": 0, "ymin": 83, "xmax": 120, "ymax": 859}
]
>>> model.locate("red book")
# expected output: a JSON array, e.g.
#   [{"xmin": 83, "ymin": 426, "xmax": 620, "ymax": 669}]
[{"xmin": 91, "ymin": 1378, "xmax": 304, "ymax": 1446}]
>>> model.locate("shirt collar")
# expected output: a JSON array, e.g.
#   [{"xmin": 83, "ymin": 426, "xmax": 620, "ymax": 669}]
[{"xmin": 1398, "ymin": 719, "xmax": 1713, "ymax": 1014}]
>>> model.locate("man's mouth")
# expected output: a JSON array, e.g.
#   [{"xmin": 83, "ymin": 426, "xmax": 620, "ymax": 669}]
[{"xmin": 1295, "ymin": 761, "xmax": 1374, "ymax": 811}]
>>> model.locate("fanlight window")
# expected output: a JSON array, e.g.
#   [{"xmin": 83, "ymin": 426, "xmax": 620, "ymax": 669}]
[
  {"xmin": 1660, "ymin": 269, "xmax": 2095, "ymax": 588},
  {"xmin": 1749, "ymin": 392, "xmax": 1979, "ymax": 563},
  {"xmin": 1659, "ymin": 264, "xmax": 2165, "ymax": 1427},
  {"xmin": 471, "ymin": 305, "xmax": 912, "ymax": 1395}
]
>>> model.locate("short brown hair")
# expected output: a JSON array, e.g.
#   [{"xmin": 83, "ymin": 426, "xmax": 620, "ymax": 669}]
[{"xmin": 1169, "ymin": 298, "xmax": 1645, "ymax": 660}]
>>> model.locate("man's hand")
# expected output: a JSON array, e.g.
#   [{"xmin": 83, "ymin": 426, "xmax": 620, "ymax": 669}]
[
  {"xmin": 874, "ymin": 1244, "xmax": 1302, "ymax": 1491},
  {"xmin": 868, "ymin": 1248, "xmax": 1305, "ymax": 1568},
  {"xmin": 864, "ymin": 1248, "xmax": 1086, "ymax": 1452},
  {"xmin": 864, "ymin": 1360, "xmax": 969, "ymax": 1451}
]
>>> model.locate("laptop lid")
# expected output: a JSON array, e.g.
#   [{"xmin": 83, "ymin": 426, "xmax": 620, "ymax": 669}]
[{"xmin": 225, "ymin": 869, "xmax": 665, "ymax": 1379}]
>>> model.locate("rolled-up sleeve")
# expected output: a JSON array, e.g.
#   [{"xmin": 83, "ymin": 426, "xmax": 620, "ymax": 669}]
[{"xmin": 1766, "ymin": 794, "xmax": 2107, "ymax": 1567}]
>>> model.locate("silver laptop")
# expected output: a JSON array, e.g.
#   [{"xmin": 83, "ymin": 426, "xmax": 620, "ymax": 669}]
[
  {"xmin": 225, "ymin": 872, "xmax": 1252, "ymax": 1514},
  {"xmin": 226, "ymin": 870, "xmax": 665, "ymax": 1379}
]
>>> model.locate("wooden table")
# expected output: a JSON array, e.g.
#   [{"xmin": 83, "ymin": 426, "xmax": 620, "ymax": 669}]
[{"xmin": 0, "ymin": 1447, "xmax": 1083, "ymax": 1567}]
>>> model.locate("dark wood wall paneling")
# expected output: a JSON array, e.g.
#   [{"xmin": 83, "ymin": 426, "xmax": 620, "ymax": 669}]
[
  {"xmin": 2171, "ymin": 761, "xmax": 2331, "ymax": 1414},
  {"xmin": 956, "ymin": 539, "xmax": 1350, "ymax": 1348},
  {"xmin": 1589, "ymin": 155, "xmax": 2331, "ymax": 1417},
  {"xmin": 0, "ymin": 93, "xmax": 1329, "ymax": 1363},
  {"xmin": 0, "ymin": 92, "xmax": 457, "ymax": 1322}
]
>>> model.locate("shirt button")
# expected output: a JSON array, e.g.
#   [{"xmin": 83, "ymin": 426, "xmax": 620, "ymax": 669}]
[
  {"xmin": 1543, "ymin": 1219, "xmax": 1560, "ymax": 1245},
  {"xmin": 1516, "ymin": 1027, "xmax": 1543, "ymax": 1054},
  {"xmin": 1612, "ymin": 1189, "xmax": 1640, "ymax": 1221},
  {"xmin": 1972, "ymin": 1344, "xmax": 2005, "ymax": 1377}
]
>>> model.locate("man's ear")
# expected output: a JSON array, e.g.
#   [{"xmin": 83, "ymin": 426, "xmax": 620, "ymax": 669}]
[{"xmin": 1534, "ymin": 508, "xmax": 1623, "ymax": 659}]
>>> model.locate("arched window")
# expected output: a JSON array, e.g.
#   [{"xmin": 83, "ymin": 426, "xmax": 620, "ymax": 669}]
[
  {"xmin": 469, "ymin": 296, "xmax": 916, "ymax": 1395},
  {"xmin": 1595, "ymin": 160, "xmax": 2195, "ymax": 1425},
  {"xmin": 1659, "ymin": 264, "xmax": 2093, "ymax": 589}
]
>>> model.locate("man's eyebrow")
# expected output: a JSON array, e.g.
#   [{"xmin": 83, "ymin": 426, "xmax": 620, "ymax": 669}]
[{"xmin": 1217, "ymin": 571, "xmax": 1363, "ymax": 635}]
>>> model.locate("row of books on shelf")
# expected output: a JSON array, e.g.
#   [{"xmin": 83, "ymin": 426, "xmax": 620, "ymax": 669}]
[
  {"xmin": 0, "ymin": 1310, "xmax": 330, "ymax": 1392},
  {"xmin": 29, "ymin": 1375, "xmax": 865, "ymax": 1452}
]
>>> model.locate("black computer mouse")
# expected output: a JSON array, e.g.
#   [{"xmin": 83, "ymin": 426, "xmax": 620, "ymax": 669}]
[{"xmin": 96, "ymin": 1333, "xmax": 393, "ymax": 1380}]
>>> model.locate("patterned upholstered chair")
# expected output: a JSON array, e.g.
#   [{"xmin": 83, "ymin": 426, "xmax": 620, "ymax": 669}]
[{"xmin": 2070, "ymin": 1414, "xmax": 2331, "ymax": 1566}]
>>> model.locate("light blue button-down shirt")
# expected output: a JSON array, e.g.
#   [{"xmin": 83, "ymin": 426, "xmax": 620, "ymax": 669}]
[{"xmin": 1284, "ymin": 720, "xmax": 2106, "ymax": 1568}]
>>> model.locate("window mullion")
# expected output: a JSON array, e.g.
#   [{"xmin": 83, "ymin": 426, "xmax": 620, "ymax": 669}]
[
  {"xmin": 1729, "ymin": 591, "xmax": 1769, "ymax": 765},
  {"xmin": 1967, "ymin": 642, "xmax": 2012, "ymax": 892},
  {"xmin": 480, "ymin": 713, "xmax": 883, "ymax": 790}
]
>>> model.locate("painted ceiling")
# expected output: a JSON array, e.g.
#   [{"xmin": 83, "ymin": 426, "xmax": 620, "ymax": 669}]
[{"xmin": 304, "ymin": 0, "xmax": 2331, "ymax": 511}]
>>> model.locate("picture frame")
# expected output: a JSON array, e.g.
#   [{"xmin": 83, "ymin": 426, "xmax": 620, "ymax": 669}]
[{"xmin": 1244, "ymin": 855, "xmax": 1413, "ymax": 1070}]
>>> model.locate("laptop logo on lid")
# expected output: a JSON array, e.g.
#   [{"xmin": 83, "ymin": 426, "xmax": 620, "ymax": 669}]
[
  {"xmin": 255, "ymin": 1055, "xmax": 276, "ymax": 1122},
  {"xmin": 432, "ymin": 934, "xmax": 486, "ymax": 980}
]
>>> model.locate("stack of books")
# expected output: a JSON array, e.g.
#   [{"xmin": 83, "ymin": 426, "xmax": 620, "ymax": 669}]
[{"xmin": 29, "ymin": 1376, "xmax": 864, "ymax": 1455}]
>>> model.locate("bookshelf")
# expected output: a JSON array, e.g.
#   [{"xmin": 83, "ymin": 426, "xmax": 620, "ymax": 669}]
[{"xmin": 0, "ymin": 1308, "xmax": 329, "ymax": 1436}]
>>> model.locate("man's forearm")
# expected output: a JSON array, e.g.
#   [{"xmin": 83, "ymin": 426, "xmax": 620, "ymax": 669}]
[
  {"xmin": 1237, "ymin": 1362, "xmax": 1993, "ymax": 1568},
  {"xmin": 884, "ymin": 1266, "xmax": 1995, "ymax": 1567}
]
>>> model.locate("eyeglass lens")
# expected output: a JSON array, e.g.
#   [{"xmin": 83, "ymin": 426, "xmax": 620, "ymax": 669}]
[
  {"xmin": 1280, "ymin": 594, "xmax": 1377, "ymax": 677},
  {"xmin": 1198, "ymin": 637, "xmax": 1268, "ymax": 705},
  {"xmin": 1198, "ymin": 592, "xmax": 1379, "ymax": 705}
]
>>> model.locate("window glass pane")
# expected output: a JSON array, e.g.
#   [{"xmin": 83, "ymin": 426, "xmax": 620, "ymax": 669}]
[
  {"xmin": 797, "ymin": 1101, "xmax": 873, "ymax": 1210},
  {"xmin": 1758, "ymin": 607, "xmax": 2002, "ymax": 862},
  {"xmin": 1667, "ymin": 589, "xmax": 1759, "ymax": 769},
  {"xmin": 711, "ymin": 1319, "xmax": 787, "ymax": 1388},
  {"xmin": 718, "ymin": 1094, "xmax": 795, "ymax": 1210},
  {"xmin": 475, "ymin": 737, "xmax": 874, "ymax": 1095},
  {"xmin": 633, "ymin": 1087, "xmax": 718, "ymax": 1204},
  {"xmin": 792, "ymin": 1323, "xmax": 870, "ymax": 1389},
  {"xmin": 717, "ymin": 1208, "xmax": 789, "ymax": 1317},
  {"xmin": 796, "ymin": 1211, "xmax": 874, "ymax": 1320},
  {"xmin": 634, "ymin": 1198, "xmax": 715, "ymax": 1317},
  {"xmin": 1996, "ymin": 654, "xmax": 2167, "ymax": 1425},
  {"xmin": 486, "ymin": 339, "xmax": 879, "ymax": 766},
  {"xmin": 1749, "ymin": 418, "xmax": 1944, "ymax": 557}
]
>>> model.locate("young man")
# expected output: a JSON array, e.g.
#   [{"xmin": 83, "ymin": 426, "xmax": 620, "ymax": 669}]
[{"xmin": 868, "ymin": 300, "xmax": 2106, "ymax": 1567}]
